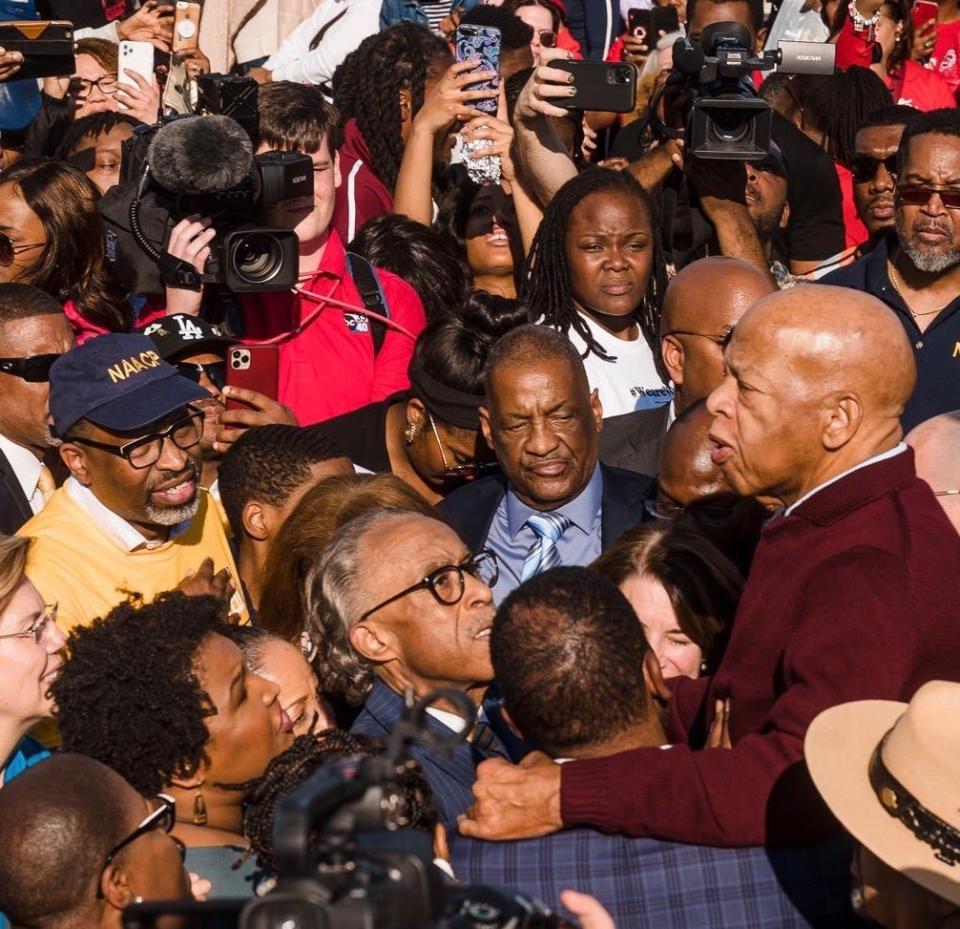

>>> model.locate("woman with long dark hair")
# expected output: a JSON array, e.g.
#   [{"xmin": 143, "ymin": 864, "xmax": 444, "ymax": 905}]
[
  {"xmin": 0, "ymin": 158, "xmax": 132, "ymax": 339},
  {"xmin": 522, "ymin": 167, "xmax": 671, "ymax": 418}
]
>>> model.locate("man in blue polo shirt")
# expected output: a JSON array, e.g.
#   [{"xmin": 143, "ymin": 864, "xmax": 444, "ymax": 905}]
[{"xmin": 824, "ymin": 108, "xmax": 960, "ymax": 431}]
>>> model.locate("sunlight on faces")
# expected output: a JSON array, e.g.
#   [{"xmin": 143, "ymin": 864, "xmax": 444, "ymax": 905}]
[
  {"xmin": 854, "ymin": 124, "xmax": 903, "ymax": 236},
  {"xmin": 193, "ymin": 633, "xmax": 294, "ymax": 787},
  {"xmin": 71, "ymin": 54, "xmax": 118, "ymax": 119},
  {"xmin": 254, "ymin": 638, "xmax": 333, "ymax": 737},
  {"xmin": 256, "ymin": 138, "xmax": 341, "ymax": 250},
  {"xmin": 896, "ymin": 134, "xmax": 960, "ymax": 273},
  {"xmin": 0, "ymin": 314, "xmax": 74, "ymax": 452},
  {"xmin": 0, "ymin": 578, "xmax": 66, "ymax": 725},
  {"xmin": 0, "ymin": 182, "xmax": 47, "ymax": 284},
  {"xmin": 619, "ymin": 573, "xmax": 702, "ymax": 679},
  {"xmin": 350, "ymin": 516, "xmax": 495, "ymax": 694},
  {"xmin": 481, "ymin": 358, "xmax": 603, "ymax": 509}
]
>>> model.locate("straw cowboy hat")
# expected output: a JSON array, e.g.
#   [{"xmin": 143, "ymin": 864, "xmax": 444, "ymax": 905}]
[{"xmin": 805, "ymin": 680, "xmax": 960, "ymax": 908}]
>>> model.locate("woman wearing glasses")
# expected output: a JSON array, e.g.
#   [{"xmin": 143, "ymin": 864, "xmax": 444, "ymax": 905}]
[
  {"xmin": 0, "ymin": 158, "xmax": 133, "ymax": 341},
  {"xmin": 52, "ymin": 592, "xmax": 297, "ymax": 898},
  {"xmin": 317, "ymin": 292, "xmax": 525, "ymax": 504},
  {"xmin": 0, "ymin": 534, "xmax": 65, "ymax": 787}
]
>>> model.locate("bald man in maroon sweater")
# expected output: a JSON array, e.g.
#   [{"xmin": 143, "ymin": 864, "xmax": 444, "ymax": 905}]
[{"xmin": 459, "ymin": 286, "xmax": 960, "ymax": 847}]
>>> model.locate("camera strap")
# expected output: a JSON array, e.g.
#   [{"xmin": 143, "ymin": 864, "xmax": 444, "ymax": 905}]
[{"xmin": 345, "ymin": 251, "xmax": 390, "ymax": 357}]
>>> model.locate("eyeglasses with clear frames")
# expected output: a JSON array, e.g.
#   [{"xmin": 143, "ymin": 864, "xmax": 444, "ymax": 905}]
[{"xmin": 0, "ymin": 603, "xmax": 57, "ymax": 645}]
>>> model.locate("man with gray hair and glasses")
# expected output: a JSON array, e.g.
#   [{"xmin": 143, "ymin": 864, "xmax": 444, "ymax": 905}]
[{"xmin": 304, "ymin": 508, "xmax": 503, "ymax": 824}]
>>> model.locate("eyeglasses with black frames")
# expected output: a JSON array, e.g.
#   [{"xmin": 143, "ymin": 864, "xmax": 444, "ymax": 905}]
[
  {"xmin": 65, "ymin": 408, "xmax": 204, "ymax": 470},
  {"xmin": 359, "ymin": 550, "xmax": 499, "ymax": 622}
]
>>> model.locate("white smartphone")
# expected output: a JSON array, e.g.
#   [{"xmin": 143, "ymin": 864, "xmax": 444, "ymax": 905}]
[{"xmin": 117, "ymin": 40, "xmax": 154, "ymax": 109}]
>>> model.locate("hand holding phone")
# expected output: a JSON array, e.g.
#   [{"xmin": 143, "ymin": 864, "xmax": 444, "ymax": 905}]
[
  {"xmin": 172, "ymin": 1, "xmax": 201, "ymax": 53},
  {"xmin": 554, "ymin": 60, "xmax": 638, "ymax": 113},
  {"xmin": 455, "ymin": 23, "xmax": 501, "ymax": 114}
]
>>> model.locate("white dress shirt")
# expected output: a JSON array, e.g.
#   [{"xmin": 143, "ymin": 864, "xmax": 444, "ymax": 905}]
[{"xmin": 0, "ymin": 434, "xmax": 45, "ymax": 516}]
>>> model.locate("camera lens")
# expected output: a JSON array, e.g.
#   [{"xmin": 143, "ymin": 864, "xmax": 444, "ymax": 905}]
[
  {"xmin": 709, "ymin": 109, "xmax": 750, "ymax": 143},
  {"xmin": 616, "ymin": 66, "xmax": 632, "ymax": 84},
  {"xmin": 231, "ymin": 231, "xmax": 284, "ymax": 285}
]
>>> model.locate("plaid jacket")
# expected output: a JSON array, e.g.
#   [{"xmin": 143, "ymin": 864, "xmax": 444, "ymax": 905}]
[{"xmin": 451, "ymin": 830, "xmax": 860, "ymax": 928}]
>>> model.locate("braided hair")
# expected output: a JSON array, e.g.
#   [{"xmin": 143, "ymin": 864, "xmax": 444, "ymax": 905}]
[
  {"xmin": 522, "ymin": 168, "xmax": 667, "ymax": 363},
  {"xmin": 238, "ymin": 730, "xmax": 439, "ymax": 877},
  {"xmin": 332, "ymin": 23, "xmax": 449, "ymax": 194}
]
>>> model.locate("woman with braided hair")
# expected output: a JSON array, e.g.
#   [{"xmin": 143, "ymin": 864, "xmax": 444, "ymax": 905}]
[
  {"xmin": 522, "ymin": 167, "xmax": 672, "ymax": 419},
  {"xmin": 331, "ymin": 23, "xmax": 452, "ymax": 242}
]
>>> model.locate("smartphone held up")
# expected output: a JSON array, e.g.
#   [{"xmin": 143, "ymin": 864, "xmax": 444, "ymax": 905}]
[{"xmin": 454, "ymin": 23, "xmax": 503, "ymax": 183}]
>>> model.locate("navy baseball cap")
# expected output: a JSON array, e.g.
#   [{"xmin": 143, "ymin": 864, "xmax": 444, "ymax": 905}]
[{"xmin": 50, "ymin": 333, "xmax": 209, "ymax": 439}]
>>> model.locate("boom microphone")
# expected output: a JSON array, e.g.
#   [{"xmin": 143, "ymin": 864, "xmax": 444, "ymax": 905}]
[{"xmin": 147, "ymin": 115, "xmax": 253, "ymax": 195}]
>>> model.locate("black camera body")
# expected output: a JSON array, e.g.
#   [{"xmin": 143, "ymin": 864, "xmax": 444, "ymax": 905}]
[
  {"xmin": 667, "ymin": 22, "xmax": 834, "ymax": 161},
  {"xmin": 100, "ymin": 76, "xmax": 313, "ymax": 296},
  {"xmin": 123, "ymin": 691, "xmax": 573, "ymax": 929}
]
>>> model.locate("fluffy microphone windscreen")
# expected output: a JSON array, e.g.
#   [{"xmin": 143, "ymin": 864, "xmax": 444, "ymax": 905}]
[{"xmin": 148, "ymin": 115, "xmax": 254, "ymax": 194}]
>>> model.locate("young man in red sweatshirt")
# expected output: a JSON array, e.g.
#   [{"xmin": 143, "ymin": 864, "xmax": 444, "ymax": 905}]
[
  {"xmin": 459, "ymin": 285, "xmax": 960, "ymax": 848},
  {"xmin": 165, "ymin": 82, "xmax": 427, "ymax": 425}
]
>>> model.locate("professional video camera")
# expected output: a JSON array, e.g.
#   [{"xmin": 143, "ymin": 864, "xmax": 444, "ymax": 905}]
[
  {"xmin": 122, "ymin": 691, "xmax": 574, "ymax": 929},
  {"xmin": 657, "ymin": 22, "xmax": 835, "ymax": 160},
  {"xmin": 99, "ymin": 75, "xmax": 313, "ymax": 296}
]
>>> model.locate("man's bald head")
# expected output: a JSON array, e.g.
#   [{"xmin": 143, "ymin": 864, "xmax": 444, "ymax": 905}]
[
  {"xmin": 707, "ymin": 286, "xmax": 916, "ymax": 504},
  {"xmin": 661, "ymin": 258, "xmax": 776, "ymax": 414},
  {"xmin": 907, "ymin": 411, "xmax": 960, "ymax": 535}
]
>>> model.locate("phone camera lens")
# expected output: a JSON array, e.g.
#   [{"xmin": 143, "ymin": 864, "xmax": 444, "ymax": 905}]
[{"xmin": 616, "ymin": 67, "xmax": 633, "ymax": 84}]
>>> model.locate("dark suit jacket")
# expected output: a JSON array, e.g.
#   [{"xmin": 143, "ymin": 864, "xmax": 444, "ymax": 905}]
[
  {"xmin": 0, "ymin": 448, "xmax": 33, "ymax": 536},
  {"xmin": 598, "ymin": 405, "xmax": 670, "ymax": 476},
  {"xmin": 438, "ymin": 463, "xmax": 656, "ymax": 556},
  {"xmin": 350, "ymin": 679, "xmax": 500, "ymax": 826}
]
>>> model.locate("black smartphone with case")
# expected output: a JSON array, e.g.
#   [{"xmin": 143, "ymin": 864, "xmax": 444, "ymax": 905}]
[
  {"xmin": 554, "ymin": 60, "xmax": 637, "ymax": 113},
  {"xmin": 627, "ymin": 7, "xmax": 651, "ymax": 41},
  {"xmin": 0, "ymin": 20, "xmax": 74, "ymax": 80}
]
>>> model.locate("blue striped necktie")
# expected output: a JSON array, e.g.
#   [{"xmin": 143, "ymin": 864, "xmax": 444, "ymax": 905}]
[{"xmin": 521, "ymin": 512, "xmax": 572, "ymax": 581}]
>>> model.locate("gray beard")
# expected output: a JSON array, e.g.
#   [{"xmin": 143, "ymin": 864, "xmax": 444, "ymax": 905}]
[
  {"xmin": 145, "ymin": 493, "xmax": 200, "ymax": 526},
  {"xmin": 897, "ymin": 230, "xmax": 960, "ymax": 273}
]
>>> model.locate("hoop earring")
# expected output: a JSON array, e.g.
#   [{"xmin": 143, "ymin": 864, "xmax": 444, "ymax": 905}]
[{"xmin": 193, "ymin": 788, "xmax": 207, "ymax": 826}]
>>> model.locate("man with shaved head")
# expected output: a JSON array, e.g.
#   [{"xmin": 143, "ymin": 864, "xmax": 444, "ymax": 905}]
[
  {"xmin": 459, "ymin": 287, "xmax": 960, "ymax": 849},
  {"xmin": 906, "ymin": 410, "xmax": 960, "ymax": 535},
  {"xmin": 660, "ymin": 257, "xmax": 777, "ymax": 416}
]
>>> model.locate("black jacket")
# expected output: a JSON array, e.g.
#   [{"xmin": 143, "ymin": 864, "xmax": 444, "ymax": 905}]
[
  {"xmin": 0, "ymin": 448, "xmax": 33, "ymax": 536},
  {"xmin": 598, "ymin": 406, "xmax": 670, "ymax": 477},
  {"xmin": 438, "ymin": 463, "xmax": 656, "ymax": 555}
]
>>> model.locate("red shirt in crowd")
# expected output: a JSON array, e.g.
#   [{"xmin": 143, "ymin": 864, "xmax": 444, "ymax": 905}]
[
  {"xmin": 835, "ymin": 162, "xmax": 870, "ymax": 250},
  {"xmin": 833, "ymin": 18, "xmax": 956, "ymax": 109},
  {"xmin": 239, "ymin": 230, "xmax": 426, "ymax": 424},
  {"xmin": 930, "ymin": 19, "xmax": 960, "ymax": 100},
  {"xmin": 333, "ymin": 118, "xmax": 394, "ymax": 245},
  {"xmin": 560, "ymin": 450, "xmax": 960, "ymax": 846}
]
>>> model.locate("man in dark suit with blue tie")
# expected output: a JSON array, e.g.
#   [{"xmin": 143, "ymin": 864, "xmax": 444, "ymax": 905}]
[
  {"xmin": 308, "ymin": 508, "xmax": 508, "ymax": 825},
  {"xmin": 439, "ymin": 325, "xmax": 655, "ymax": 602},
  {"xmin": 450, "ymin": 568, "xmax": 855, "ymax": 928}
]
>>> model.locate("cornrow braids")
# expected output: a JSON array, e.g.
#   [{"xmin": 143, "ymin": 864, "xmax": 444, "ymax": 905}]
[
  {"xmin": 332, "ymin": 23, "xmax": 448, "ymax": 194},
  {"xmin": 522, "ymin": 168, "xmax": 668, "ymax": 365},
  {"xmin": 236, "ymin": 730, "xmax": 439, "ymax": 877}
]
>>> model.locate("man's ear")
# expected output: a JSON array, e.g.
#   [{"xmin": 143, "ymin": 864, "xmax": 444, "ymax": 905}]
[
  {"xmin": 241, "ymin": 500, "xmax": 270, "ymax": 542},
  {"xmin": 821, "ymin": 393, "xmax": 862, "ymax": 451},
  {"xmin": 589, "ymin": 387, "xmax": 603, "ymax": 432},
  {"xmin": 349, "ymin": 622, "xmax": 396, "ymax": 664},
  {"xmin": 779, "ymin": 199, "xmax": 791, "ymax": 231},
  {"xmin": 661, "ymin": 335, "xmax": 685, "ymax": 386},
  {"xmin": 479, "ymin": 406, "xmax": 495, "ymax": 452},
  {"xmin": 332, "ymin": 148, "xmax": 342, "ymax": 189},
  {"xmin": 100, "ymin": 861, "xmax": 136, "ymax": 911},
  {"xmin": 642, "ymin": 649, "xmax": 671, "ymax": 704},
  {"xmin": 59, "ymin": 443, "xmax": 90, "ymax": 485}
]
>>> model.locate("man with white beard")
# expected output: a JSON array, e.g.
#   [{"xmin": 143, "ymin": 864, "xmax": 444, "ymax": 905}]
[{"xmin": 824, "ymin": 108, "xmax": 960, "ymax": 431}]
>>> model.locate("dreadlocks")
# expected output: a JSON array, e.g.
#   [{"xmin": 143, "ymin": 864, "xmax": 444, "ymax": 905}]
[
  {"xmin": 239, "ymin": 730, "xmax": 439, "ymax": 877},
  {"xmin": 522, "ymin": 168, "xmax": 668, "ymax": 363},
  {"xmin": 332, "ymin": 23, "xmax": 449, "ymax": 194}
]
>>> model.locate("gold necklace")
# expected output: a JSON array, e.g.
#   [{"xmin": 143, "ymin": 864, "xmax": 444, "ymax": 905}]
[{"xmin": 888, "ymin": 257, "xmax": 944, "ymax": 317}]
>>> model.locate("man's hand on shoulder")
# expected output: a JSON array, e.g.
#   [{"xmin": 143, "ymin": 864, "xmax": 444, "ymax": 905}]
[{"xmin": 458, "ymin": 751, "xmax": 563, "ymax": 840}]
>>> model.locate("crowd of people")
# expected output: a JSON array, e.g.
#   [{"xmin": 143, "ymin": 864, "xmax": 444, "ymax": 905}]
[{"xmin": 0, "ymin": 0, "xmax": 959, "ymax": 926}]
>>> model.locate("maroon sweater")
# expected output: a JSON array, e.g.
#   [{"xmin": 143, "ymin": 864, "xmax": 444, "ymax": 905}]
[{"xmin": 562, "ymin": 449, "xmax": 960, "ymax": 846}]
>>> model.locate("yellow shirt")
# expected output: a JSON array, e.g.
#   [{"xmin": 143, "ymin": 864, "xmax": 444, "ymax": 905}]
[{"xmin": 19, "ymin": 483, "xmax": 248, "ymax": 632}]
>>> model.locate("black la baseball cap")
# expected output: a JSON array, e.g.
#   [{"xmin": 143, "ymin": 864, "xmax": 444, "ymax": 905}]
[
  {"xmin": 50, "ymin": 334, "xmax": 209, "ymax": 439},
  {"xmin": 138, "ymin": 313, "xmax": 235, "ymax": 361}
]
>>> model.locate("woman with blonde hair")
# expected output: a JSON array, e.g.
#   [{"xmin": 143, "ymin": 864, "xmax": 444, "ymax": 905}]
[
  {"xmin": 258, "ymin": 473, "xmax": 437, "ymax": 647},
  {"xmin": 0, "ymin": 534, "xmax": 66, "ymax": 785}
]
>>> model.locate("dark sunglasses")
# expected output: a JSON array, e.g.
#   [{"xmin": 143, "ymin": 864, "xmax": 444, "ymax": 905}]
[
  {"xmin": 851, "ymin": 154, "xmax": 898, "ymax": 184},
  {"xmin": 0, "ymin": 231, "xmax": 44, "ymax": 268},
  {"xmin": 0, "ymin": 353, "xmax": 61, "ymax": 382},
  {"xmin": 897, "ymin": 183, "xmax": 960, "ymax": 210},
  {"xmin": 177, "ymin": 360, "xmax": 226, "ymax": 391}
]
